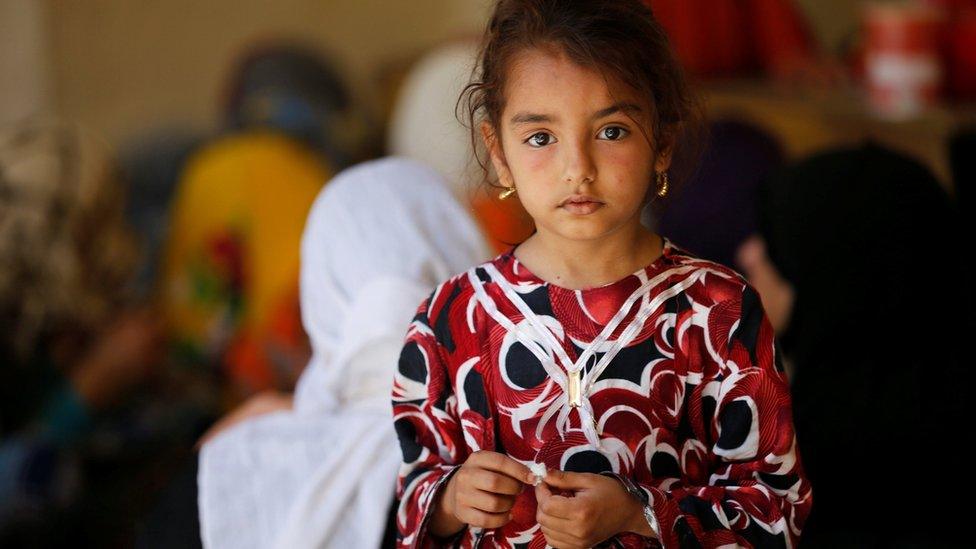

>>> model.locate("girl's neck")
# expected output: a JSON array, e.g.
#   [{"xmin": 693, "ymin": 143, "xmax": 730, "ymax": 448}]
[{"xmin": 513, "ymin": 219, "xmax": 663, "ymax": 290}]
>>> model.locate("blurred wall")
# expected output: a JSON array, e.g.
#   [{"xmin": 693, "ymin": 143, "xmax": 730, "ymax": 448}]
[
  {"xmin": 45, "ymin": 0, "xmax": 492, "ymax": 144},
  {"xmin": 795, "ymin": 0, "xmax": 859, "ymax": 56},
  {"xmin": 27, "ymin": 0, "xmax": 857, "ymax": 147},
  {"xmin": 0, "ymin": 0, "xmax": 51, "ymax": 125}
]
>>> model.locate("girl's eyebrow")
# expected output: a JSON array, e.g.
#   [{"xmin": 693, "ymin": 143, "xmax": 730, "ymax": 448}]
[{"xmin": 509, "ymin": 102, "xmax": 643, "ymax": 127}]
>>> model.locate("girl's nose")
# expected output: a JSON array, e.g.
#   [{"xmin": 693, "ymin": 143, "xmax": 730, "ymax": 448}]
[{"xmin": 561, "ymin": 139, "xmax": 596, "ymax": 186}]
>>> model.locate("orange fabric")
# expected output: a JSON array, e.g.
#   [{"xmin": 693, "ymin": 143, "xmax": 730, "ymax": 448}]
[{"xmin": 469, "ymin": 192, "xmax": 535, "ymax": 254}]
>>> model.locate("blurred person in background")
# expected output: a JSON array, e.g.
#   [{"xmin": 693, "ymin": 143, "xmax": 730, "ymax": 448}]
[
  {"xmin": 223, "ymin": 43, "xmax": 377, "ymax": 171},
  {"xmin": 735, "ymin": 141, "xmax": 971, "ymax": 547},
  {"xmin": 119, "ymin": 129, "xmax": 207, "ymax": 298},
  {"xmin": 159, "ymin": 43, "xmax": 373, "ymax": 406},
  {"xmin": 636, "ymin": 103, "xmax": 969, "ymax": 545},
  {"xmin": 645, "ymin": 118, "xmax": 970, "ymax": 545},
  {"xmin": 648, "ymin": 119, "xmax": 786, "ymax": 269},
  {"xmin": 0, "ymin": 119, "xmax": 162, "ymax": 545},
  {"xmin": 949, "ymin": 126, "xmax": 974, "ymax": 237},
  {"xmin": 138, "ymin": 43, "xmax": 380, "ymax": 548},
  {"xmin": 197, "ymin": 157, "xmax": 490, "ymax": 549}
]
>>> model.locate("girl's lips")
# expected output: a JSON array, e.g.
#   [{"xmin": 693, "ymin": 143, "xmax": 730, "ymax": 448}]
[{"xmin": 560, "ymin": 201, "xmax": 603, "ymax": 215}]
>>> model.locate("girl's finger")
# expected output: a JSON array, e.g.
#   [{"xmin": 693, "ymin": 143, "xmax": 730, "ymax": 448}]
[
  {"xmin": 472, "ymin": 469, "xmax": 523, "ymax": 495},
  {"xmin": 536, "ymin": 510, "xmax": 584, "ymax": 538},
  {"xmin": 535, "ymin": 491, "xmax": 576, "ymax": 520},
  {"xmin": 456, "ymin": 506, "xmax": 511, "ymax": 530},
  {"xmin": 540, "ymin": 525, "xmax": 586, "ymax": 549},
  {"xmin": 471, "ymin": 451, "xmax": 534, "ymax": 485},
  {"xmin": 543, "ymin": 468, "xmax": 592, "ymax": 490},
  {"xmin": 461, "ymin": 487, "xmax": 516, "ymax": 514},
  {"xmin": 535, "ymin": 479, "xmax": 552, "ymax": 500}
]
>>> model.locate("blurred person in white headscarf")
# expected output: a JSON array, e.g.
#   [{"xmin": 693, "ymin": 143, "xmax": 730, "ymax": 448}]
[
  {"xmin": 386, "ymin": 40, "xmax": 533, "ymax": 252},
  {"xmin": 197, "ymin": 156, "xmax": 491, "ymax": 549},
  {"xmin": 387, "ymin": 41, "xmax": 481, "ymax": 203}
]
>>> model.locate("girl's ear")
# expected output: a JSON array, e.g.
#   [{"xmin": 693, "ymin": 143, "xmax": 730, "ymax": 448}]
[
  {"xmin": 654, "ymin": 126, "xmax": 677, "ymax": 173},
  {"xmin": 481, "ymin": 121, "xmax": 515, "ymax": 188},
  {"xmin": 654, "ymin": 133, "xmax": 674, "ymax": 172}
]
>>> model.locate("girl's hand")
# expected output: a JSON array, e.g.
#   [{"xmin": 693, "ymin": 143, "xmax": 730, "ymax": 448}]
[
  {"xmin": 433, "ymin": 450, "xmax": 533, "ymax": 536},
  {"xmin": 534, "ymin": 469, "xmax": 646, "ymax": 549}
]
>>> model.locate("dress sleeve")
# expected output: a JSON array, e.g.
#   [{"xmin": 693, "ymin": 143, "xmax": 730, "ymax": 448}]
[
  {"xmin": 392, "ymin": 288, "xmax": 470, "ymax": 549},
  {"xmin": 632, "ymin": 282, "xmax": 813, "ymax": 548}
]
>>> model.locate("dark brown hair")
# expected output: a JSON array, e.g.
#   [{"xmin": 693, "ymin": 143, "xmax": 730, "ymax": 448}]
[{"xmin": 457, "ymin": 0, "xmax": 705, "ymax": 212}]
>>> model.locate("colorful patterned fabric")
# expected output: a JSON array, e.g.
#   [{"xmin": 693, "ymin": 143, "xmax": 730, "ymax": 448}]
[
  {"xmin": 393, "ymin": 236, "xmax": 811, "ymax": 548},
  {"xmin": 161, "ymin": 131, "xmax": 327, "ymax": 395}
]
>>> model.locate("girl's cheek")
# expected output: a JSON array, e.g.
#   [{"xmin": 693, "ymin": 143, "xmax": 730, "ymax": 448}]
[
  {"xmin": 600, "ymin": 146, "xmax": 654, "ymax": 185},
  {"xmin": 518, "ymin": 147, "xmax": 552, "ymax": 173},
  {"xmin": 598, "ymin": 141, "xmax": 644, "ymax": 165}
]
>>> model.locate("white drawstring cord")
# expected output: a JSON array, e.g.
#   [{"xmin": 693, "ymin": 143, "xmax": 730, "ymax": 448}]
[{"xmin": 468, "ymin": 261, "xmax": 736, "ymax": 450}]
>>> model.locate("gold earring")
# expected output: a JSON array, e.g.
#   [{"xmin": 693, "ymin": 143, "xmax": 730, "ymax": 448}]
[
  {"xmin": 656, "ymin": 171, "xmax": 669, "ymax": 197},
  {"xmin": 499, "ymin": 184, "xmax": 517, "ymax": 200}
]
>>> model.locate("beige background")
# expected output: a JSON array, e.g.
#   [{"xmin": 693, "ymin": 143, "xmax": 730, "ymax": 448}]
[
  {"xmin": 0, "ymin": 0, "xmax": 51, "ymax": 126},
  {"xmin": 1, "ymin": 0, "xmax": 857, "ymax": 146},
  {"xmin": 7, "ymin": 0, "xmax": 497, "ymax": 142}
]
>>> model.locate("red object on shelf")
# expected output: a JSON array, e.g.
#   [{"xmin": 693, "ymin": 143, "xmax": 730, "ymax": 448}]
[
  {"xmin": 863, "ymin": 2, "xmax": 946, "ymax": 119},
  {"xmin": 865, "ymin": 4, "xmax": 943, "ymax": 51},
  {"xmin": 946, "ymin": 6, "xmax": 976, "ymax": 99},
  {"xmin": 644, "ymin": 0, "xmax": 815, "ymax": 79}
]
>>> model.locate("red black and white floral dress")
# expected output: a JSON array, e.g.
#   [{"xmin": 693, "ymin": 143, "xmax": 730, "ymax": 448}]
[{"xmin": 392, "ymin": 236, "xmax": 812, "ymax": 548}]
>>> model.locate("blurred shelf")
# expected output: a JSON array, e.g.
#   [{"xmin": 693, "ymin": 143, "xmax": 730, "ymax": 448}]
[{"xmin": 701, "ymin": 79, "xmax": 976, "ymax": 194}]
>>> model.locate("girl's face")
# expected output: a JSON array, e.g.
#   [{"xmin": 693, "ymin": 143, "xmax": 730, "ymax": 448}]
[{"xmin": 482, "ymin": 47, "xmax": 672, "ymax": 243}]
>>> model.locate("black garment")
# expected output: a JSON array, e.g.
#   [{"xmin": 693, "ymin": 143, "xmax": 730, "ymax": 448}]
[
  {"xmin": 757, "ymin": 141, "xmax": 972, "ymax": 547},
  {"xmin": 949, "ymin": 126, "xmax": 974, "ymax": 235},
  {"xmin": 136, "ymin": 457, "xmax": 203, "ymax": 549},
  {"xmin": 380, "ymin": 496, "xmax": 399, "ymax": 549}
]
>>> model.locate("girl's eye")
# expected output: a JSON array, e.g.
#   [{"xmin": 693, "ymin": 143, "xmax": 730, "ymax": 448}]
[
  {"xmin": 524, "ymin": 132, "xmax": 554, "ymax": 148},
  {"xmin": 598, "ymin": 126, "xmax": 629, "ymax": 140}
]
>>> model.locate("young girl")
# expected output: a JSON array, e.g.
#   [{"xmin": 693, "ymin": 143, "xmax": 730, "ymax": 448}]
[{"xmin": 392, "ymin": 1, "xmax": 812, "ymax": 547}]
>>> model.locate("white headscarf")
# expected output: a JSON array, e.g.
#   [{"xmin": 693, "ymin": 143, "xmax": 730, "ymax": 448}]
[
  {"xmin": 387, "ymin": 41, "xmax": 482, "ymax": 202},
  {"xmin": 199, "ymin": 157, "xmax": 490, "ymax": 549}
]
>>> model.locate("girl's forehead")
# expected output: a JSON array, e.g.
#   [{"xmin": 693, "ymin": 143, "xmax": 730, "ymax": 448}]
[{"xmin": 501, "ymin": 47, "xmax": 646, "ymax": 120}]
